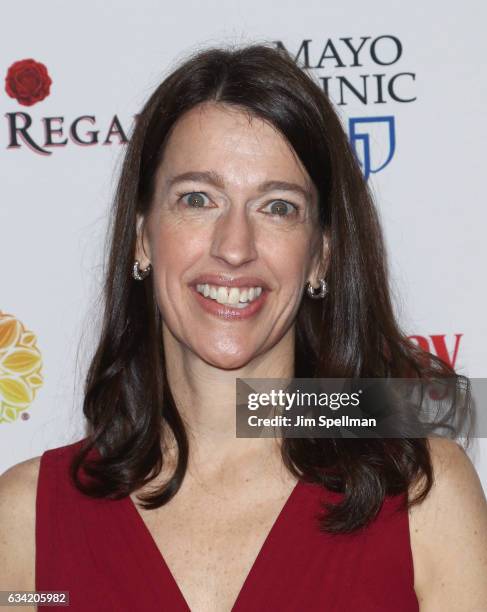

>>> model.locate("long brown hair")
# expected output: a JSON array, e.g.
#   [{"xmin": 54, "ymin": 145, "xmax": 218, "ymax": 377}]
[{"xmin": 71, "ymin": 41, "xmax": 467, "ymax": 534}]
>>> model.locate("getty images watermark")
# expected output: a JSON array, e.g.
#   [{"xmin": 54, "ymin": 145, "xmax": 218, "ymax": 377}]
[{"xmin": 235, "ymin": 377, "xmax": 486, "ymax": 439}]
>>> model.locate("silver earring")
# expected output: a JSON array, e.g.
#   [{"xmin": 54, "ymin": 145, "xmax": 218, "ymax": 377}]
[
  {"xmin": 132, "ymin": 260, "xmax": 152, "ymax": 281},
  {"xmin": 306, "ymin": 278, "xmax": 327, "ymax": 299}
]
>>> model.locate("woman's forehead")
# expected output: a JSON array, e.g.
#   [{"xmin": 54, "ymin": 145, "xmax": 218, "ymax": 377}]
[{"xmin": 155, "ymin": 104, "xmax": 313, "ymax": 193}]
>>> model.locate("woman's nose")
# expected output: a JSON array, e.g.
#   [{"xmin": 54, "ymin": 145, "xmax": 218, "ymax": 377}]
[{"xmin": 209, "ymin": 204, "xmax": 258, "ymax": 267}]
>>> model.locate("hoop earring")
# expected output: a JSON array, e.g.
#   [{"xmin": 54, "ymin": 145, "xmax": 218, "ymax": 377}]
[
  {"xmin": 132, "ymin": 260, "xmax": 152, "ymax": 281},
  {"xmin": 306, "ymin": 278, "xmax": 327, "ymax": 299}
]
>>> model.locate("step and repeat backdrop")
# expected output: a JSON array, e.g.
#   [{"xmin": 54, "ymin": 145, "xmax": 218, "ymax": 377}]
[{"xmin": 1, "ymin": 1, "xmax": 486, "ymax": 490}]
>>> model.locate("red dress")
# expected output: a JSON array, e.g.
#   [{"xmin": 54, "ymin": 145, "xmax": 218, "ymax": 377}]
[{"xmin": 36, "ymin": 439, "xmax": 419, "ymax": 611}]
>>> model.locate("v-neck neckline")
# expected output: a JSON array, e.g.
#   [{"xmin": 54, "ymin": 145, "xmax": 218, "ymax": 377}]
[{"xmin": 124, "ymin": 478, "xmax": 304, "ymax": 611}]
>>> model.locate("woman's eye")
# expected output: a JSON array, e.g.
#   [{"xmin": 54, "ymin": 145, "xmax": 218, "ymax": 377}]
[
  {"xmin": 263, "ymin": 200, "xmax": 298, "ymax": 217},
  {"xmin": 178, "ymin": 191, "xmax": 210, "ymax": 208}
]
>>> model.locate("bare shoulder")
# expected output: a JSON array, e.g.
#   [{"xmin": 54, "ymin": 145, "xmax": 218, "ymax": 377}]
[
  {"xmin": 0, "ymin": 455, "xmax": 42, "ymax": 595},
  {"xmin": 408, "ymin": 437, "xmax": 487, "ymax": 611}
]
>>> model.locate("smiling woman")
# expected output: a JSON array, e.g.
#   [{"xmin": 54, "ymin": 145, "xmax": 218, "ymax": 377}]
[{"xmin": 1, "ymin": 41, "xmax": 486, "ymax": 612}]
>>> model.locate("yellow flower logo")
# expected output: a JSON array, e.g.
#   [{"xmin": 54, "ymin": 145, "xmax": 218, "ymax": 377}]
[{"xmin": 0, "ymin": 311, "xmax": 43, "ymax": 423}]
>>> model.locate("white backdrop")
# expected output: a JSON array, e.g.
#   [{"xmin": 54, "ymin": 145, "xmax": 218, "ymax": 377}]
[{"xmin": 1, "ymin": 1, "xmax": 486, "ymax": 493}]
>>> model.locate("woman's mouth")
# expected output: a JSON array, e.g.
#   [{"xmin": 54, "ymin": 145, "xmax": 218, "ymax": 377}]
[{"xmin": 190, "ymin": 283, "xmax": 269, "ymax": 319}]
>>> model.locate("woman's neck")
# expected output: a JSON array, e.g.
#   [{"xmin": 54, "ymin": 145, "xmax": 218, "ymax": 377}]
[{"xmin": 161, "ymin": 321, "xmax": 295, "ymax": 478}]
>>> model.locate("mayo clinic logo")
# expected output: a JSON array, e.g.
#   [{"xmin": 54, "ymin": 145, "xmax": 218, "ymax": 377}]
[
  {"xmin": 349, "ymin": 116, "xmax": 396, "ymax": 179},
  {"xmin": 278, "ymin": 35, "xmax": 417, "ymax": 178}
]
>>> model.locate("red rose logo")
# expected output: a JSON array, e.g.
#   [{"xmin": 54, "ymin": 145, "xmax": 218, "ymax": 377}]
[{"xmin": 5, "ymin": 58, "xmax": 52, "ymax": 106}]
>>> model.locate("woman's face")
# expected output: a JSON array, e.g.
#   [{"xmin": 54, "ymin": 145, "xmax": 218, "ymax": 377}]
[{"xmin": 136, "ymin": 102, "xmax": 328, "ymax": 369}]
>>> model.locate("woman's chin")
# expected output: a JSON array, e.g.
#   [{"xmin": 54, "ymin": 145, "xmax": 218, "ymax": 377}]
[{"xmin": 197, "ymin": 347, "xmax": 257, "ymax": 371}]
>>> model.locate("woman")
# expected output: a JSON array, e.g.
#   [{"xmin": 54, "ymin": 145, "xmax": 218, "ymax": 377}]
[{"xmin": 1, "ymin": 42, "xmax": 486, "ymax": 612}]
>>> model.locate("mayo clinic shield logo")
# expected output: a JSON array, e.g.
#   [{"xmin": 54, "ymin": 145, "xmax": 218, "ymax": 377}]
[{"xmin": 349, "ymin": 116, "xmax": 396, "ymax": 179}]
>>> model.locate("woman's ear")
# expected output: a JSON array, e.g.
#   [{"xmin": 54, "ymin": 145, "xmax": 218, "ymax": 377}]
[
  {"xmin": 135, "ymin": 213, "xmax": 151, "ymax": 266},
  {"xmin": 308, "ymin": 229, "xmax": 330, "ymax": 287}
]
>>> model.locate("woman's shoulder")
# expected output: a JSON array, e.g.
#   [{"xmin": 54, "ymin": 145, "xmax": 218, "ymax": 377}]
[
  {"xmin": 408, "ymin": 436, "xmax": 487, "ymax": 610},
  {"xmin": 0, "ymin": 454, "xmax": 42, "ymax": 595},
  {"xmin": 0, "ymin": 453, "xmax": 42, "ymax": 513},
  {"xmin": 0, "ymin": 438, "xmax": 87, "ymax": 593},
  {"xmin": 0, "ymin": 436, "xmax": 87, "ymax": 489}
]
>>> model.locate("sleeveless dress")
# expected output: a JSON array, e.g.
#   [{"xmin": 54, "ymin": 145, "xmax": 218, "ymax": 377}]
[{"xmin": 36, "ymin": 439, "xmax": 419, "ymax": 611}]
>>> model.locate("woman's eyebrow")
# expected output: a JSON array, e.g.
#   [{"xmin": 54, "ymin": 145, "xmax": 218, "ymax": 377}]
[{"xmin": 166, "ymin": 170, "xmax": 312, "ymax": 203}]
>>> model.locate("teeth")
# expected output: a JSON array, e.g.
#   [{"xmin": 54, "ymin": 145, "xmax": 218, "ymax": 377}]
[
  {"xmin": 228, "ymin": 287, "xmax": 240, "ymax": 305},
  {"xmin": 195, "ymin": 283, "xmax": 264, "ymax": 306},
  {"xmin": 216, "ymin": 286, "xmax": 228, "ymax": 304}
]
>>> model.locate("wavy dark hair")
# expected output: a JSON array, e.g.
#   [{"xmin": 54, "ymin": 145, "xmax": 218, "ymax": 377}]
[{"xmin": 71, "ymin": 41, "xmax": 469, "ymax": 534}]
